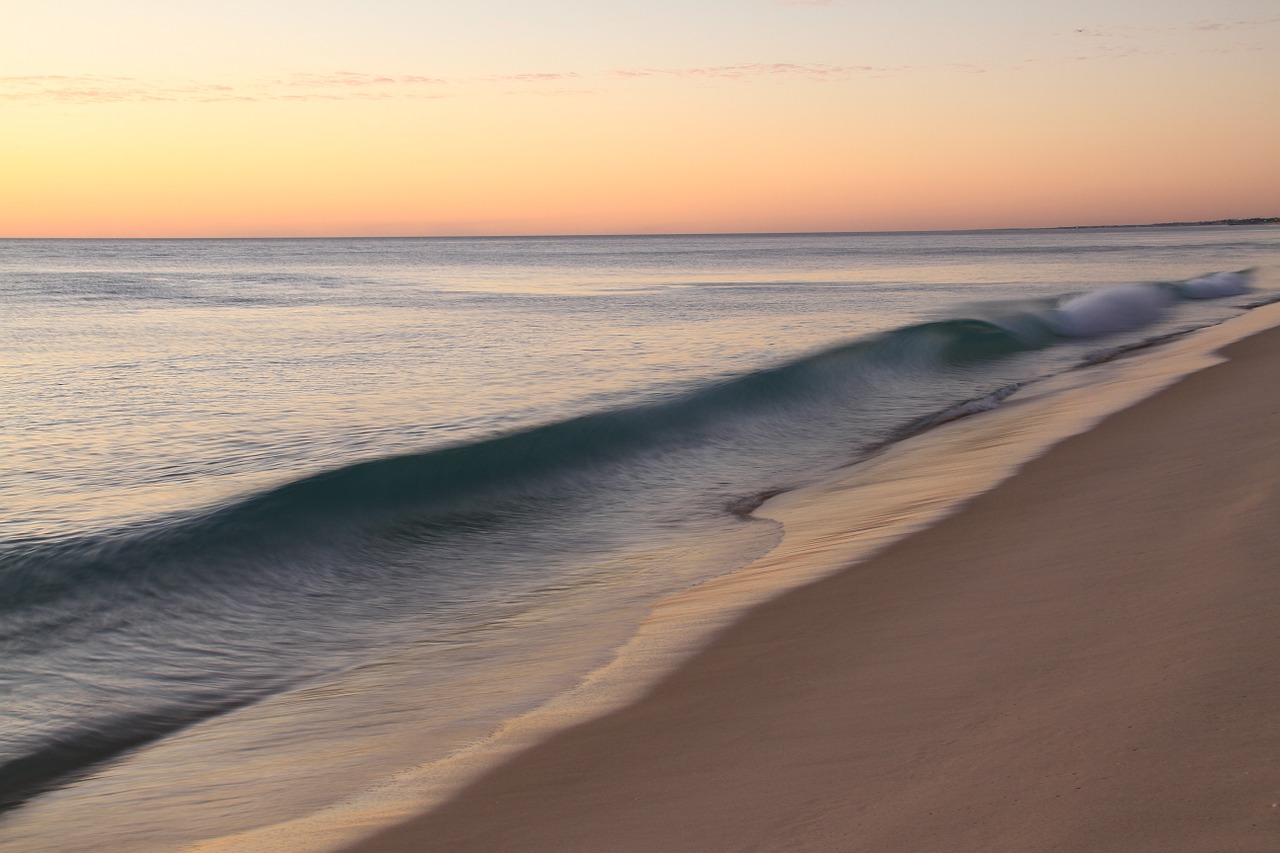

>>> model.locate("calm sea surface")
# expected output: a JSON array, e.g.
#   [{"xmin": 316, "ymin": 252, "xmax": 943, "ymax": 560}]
[{"xmin": 2, "ymin": 227, "xmax": 1278, "ymax": 850}]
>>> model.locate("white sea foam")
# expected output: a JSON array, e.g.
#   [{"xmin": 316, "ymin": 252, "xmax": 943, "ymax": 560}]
[
  {"xmin": 1176, "ymin": 270, "xmax": 1251, "ymax": 299},
  {"xmin": 1050, "ymin": 284, "xmax": 1172, "ymax": 337}
]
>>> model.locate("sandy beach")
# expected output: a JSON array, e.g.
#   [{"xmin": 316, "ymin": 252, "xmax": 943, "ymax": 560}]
[
  {"xmin": 347, "ymin": 319, "xmax": 1280, "ymax": 852},
  {"xmin": 10, "ymin": 0, "xmax": 1280, "ymax": 845}
]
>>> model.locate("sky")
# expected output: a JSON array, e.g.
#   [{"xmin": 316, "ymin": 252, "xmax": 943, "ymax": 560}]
[{"xmin": 2, "ymin": 0, "xmax": 1278, "ymax": 237}]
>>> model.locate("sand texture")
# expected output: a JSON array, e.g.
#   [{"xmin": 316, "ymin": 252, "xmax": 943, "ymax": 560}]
[{"xmin": 348, "ymin": 326, "xmax": 1280, "ymax": 853}]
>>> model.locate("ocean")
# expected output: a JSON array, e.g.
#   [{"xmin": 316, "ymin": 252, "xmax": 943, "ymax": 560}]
[{"xmin": 2, "ymin": 227, "xmax": 1279, "ymax": 850}]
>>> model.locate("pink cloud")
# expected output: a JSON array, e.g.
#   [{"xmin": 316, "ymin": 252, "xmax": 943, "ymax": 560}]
[
  {"xmin": 611, "ymin": 62, "xmax": 896, "ymax": 81},
  {"xmin": 1, "ymin": 59, "xmax": 993, "ymax": 106},
  {"xmin": 281, "ymin": 71, "xmax": 448, "ymax": 88},
  {"xmin": 1192, "ymin": 17, "xmax": 1279, "ymax": 32},
  {"xmin": 493, "ymin": 72, "xmax": 582, "ymax": 82},
  {"xmin": 0, "ymin": 73, "xmax": 450, "ymax": 104},
  {"xmin": 1070, "ymin": 17, "xmax": 1278, "ymax": 40}
]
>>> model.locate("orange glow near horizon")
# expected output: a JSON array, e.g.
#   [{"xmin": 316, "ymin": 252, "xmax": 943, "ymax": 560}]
[{"xmin": 3, "ymin": 2, "xmax": 1278, "ymax": 237}]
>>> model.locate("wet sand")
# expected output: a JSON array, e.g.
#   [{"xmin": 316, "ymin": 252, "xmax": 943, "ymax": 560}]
[{"xmin": 347, "ymin": 324, "xmax": 1280, "ymax": 852}]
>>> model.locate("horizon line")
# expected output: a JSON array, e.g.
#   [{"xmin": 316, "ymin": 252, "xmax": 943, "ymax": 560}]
[{"xmin": 3, "ymin": 217, "xmax": 1276, "ymax": 241}]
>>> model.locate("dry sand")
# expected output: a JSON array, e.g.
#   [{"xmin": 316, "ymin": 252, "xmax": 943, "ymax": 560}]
[{"xmin": 348, "ymin": 325, "xmax": 1280, "ymax": 853}]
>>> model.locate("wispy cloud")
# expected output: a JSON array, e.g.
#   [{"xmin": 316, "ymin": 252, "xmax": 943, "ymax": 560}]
[
  {"xmin": 1056, "ymin": 16, "xmax": 1279, "ymax": 64},
  {"xmin": 1191, "ymin": 16, "xmax": 1279, "ymax": 31},
  {"xmin": 1, "ymin": 75, "xmax": 252, "ymax": 103},
  {"xmin": 13, "ymin": 15, "xmax": 1270, "ymax": 110},
  {"xmin": 1070, "ymin": 16, "xmax": 1278, "ymax": 40},
  {"xmin": 280, "ymin": 71, "xmax": 448, "ymax": 87},
  {"xmin": 611, "ymin": 62, "xmax": 898, "ymax": 81},
  {"xmin": 490, "ymin": 72, "xmax": 583, "ymax": 83},
  {"xmin": 4, "ymin": 62, "xmax": 915, "ymax": 104},
  {"xmin": 2, "ymin": 70, "xmax": 609, "ymax": 104},
  {"xmin": 0, "ymin": 73, "xmax": 452, "ymax": 104}
]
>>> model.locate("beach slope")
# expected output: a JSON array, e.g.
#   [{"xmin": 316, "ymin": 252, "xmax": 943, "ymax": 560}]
[{"xmin": 349, "ymin": 326, "xmax": 1280, "ymax": 852}]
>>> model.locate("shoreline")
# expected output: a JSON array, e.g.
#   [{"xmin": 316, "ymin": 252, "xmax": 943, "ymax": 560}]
[{"xmin": 338, "ymin": 303, "xmax": 1280, "ymax": 852}]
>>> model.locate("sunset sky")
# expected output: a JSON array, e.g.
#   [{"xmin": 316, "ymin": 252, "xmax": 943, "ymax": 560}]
[{"xmin": 3, "ymin": 0, "xmax": 1278, "ymax": 237}]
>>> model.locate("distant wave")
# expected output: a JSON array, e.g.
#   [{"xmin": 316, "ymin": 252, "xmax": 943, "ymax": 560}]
[
  {"xmin": 1050, "ymin": 284, "xmax": 1172, "ymax": 337},
  {"xmin": 1174, "ymin": 269, "xmax": 1252, "ymax": 299}
]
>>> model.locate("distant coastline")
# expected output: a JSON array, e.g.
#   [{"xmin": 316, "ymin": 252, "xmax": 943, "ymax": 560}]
[{"xmin": 1057, "ymin": 216, "xmax": 1280, "ymax": 230}]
